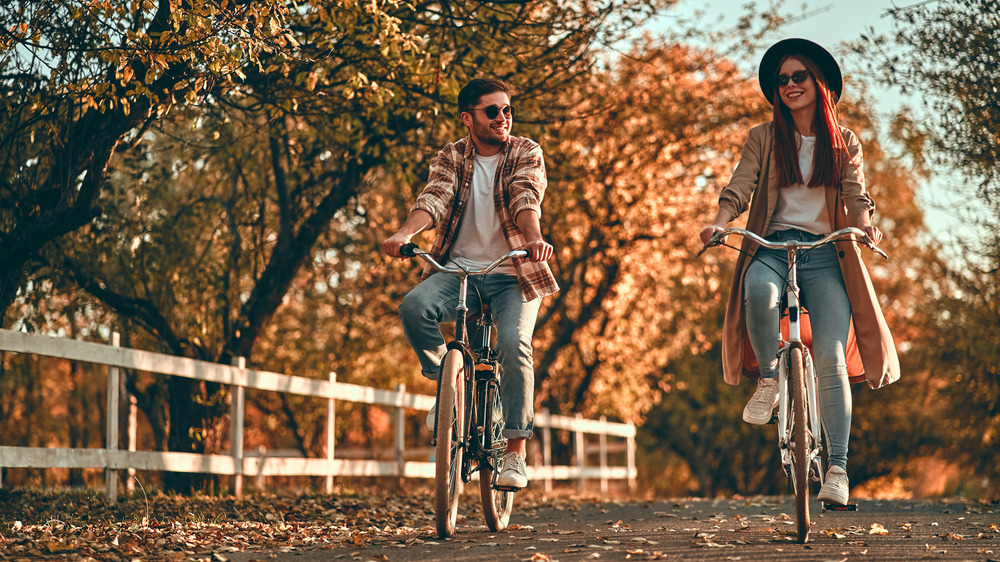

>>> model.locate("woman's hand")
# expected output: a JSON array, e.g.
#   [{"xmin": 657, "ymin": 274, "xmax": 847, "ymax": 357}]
[
  {"xmin": 856, "ymin": 221, "xmax": 882, "ymax": 246},
  {"xmin": 699, "ymin": 225, "xmax": 727, "ymax": 246}
]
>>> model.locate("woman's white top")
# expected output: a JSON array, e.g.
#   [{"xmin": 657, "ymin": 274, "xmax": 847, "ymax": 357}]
[{"xmin": 766, "ymin": 134, "xmax": 832, "ymax": 235}]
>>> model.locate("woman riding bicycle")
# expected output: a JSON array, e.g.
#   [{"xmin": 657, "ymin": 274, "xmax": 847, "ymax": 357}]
[{"xmin": 698, "ymin": 38, "xmax": 900, "ymax": 505}]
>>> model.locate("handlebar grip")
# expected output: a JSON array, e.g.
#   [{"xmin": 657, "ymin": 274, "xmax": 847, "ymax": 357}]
[{"xmin": 400, "ymin": 243, "xmax": 418, "ymax": 257}]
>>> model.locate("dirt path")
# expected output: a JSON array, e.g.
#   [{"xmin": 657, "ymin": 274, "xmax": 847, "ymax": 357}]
[{"xmin": 225, "ymin": 494, "xmax": 999, "ymax": 561}]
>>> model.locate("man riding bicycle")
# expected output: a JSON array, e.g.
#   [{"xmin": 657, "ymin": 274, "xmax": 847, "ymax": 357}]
[{"xmin": 382, "ymin": 78, "xmax": 558, "ymax": 490}]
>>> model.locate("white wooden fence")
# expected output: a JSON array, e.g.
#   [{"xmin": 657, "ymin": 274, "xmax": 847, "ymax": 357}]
[{"xmin": 0, "ymin": 329, "xmax": 636, "ymax": 499}]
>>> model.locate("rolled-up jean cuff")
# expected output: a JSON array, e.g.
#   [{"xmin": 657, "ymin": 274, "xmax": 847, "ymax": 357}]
[
  {"xmin": 421, "ymin": 369, "xmax": 439, "ymax": 381},
  {"xmin": 503, "ymin": 429, "xmax": 532, "ymax": 439}
]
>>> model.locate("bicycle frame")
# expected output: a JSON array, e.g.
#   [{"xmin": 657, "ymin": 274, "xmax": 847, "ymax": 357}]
[
  {"xmin": 399, "ymin": 245, "xmax": 527, "ymax": 434},
  {"xmin": 699, "ymin": 226, "xmax": 886, "ymax": 542},
  {"xmin": 773, "ymin": 243, "xmax": 823, "ymax": 484},
  {"xmin": 399, "ymin": 243, "xmax": 527, "ymax": 536}
]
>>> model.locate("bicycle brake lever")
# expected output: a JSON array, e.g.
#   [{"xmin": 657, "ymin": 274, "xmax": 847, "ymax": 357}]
[
  {"xmin": 857, "ymin": 234, "xmax": 889, "ymax": 260},
  {"xmin": 696, "ymin": 232, "xmax": 727, "ymax": 258}
]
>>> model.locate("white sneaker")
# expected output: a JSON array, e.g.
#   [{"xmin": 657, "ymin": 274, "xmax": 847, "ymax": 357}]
[
  {"xmin": 818, "ymin": 466, "xmax": 850, "ymax": 505},
  {"xmin": 742, "ymin": 377, "xmax": 779, "ymax": 424},
  {"xmin": 496, "ymin": 452, "xmax": 528, "ymax": 489},
  {"xmin": 425, "ymin": 404, "xmax": 436, "ymax": 430}
]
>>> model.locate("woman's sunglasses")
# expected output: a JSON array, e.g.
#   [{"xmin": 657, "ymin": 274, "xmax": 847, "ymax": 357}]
[
  {"xmin": 469, "ymin": 105, "xmax": 513, "ymax": 119},
  {"xmin": 773, "ymin": 70, "xmax": 811, "ymax": 88}
]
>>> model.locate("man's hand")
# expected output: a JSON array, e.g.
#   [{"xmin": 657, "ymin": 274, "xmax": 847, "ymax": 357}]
[
  {"xmin": 383, "ymin": 232, "xmax": 413, "ymax": 259},
  {"xmin": 521, "ymin": 238, "xmax": 553, "ymax": 262},
  {"xmin": 383, "ymin": 210, "xmax": 434, "ymax": 258}
]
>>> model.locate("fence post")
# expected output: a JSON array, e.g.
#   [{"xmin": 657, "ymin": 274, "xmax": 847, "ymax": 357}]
[
  {"xmin": 574, "ymin": 412, "xmax": 585, "ymax": 491},
  {"xmin": 105, "ymin": 332, "xmax": 121, "ymax": 501},
  {"xmin": 394, "ymin": 383, "xmax": 406, "ymax": 482},
  {"xmin": 627, "ymin": 425, "xmax": 637, "ymax": 493},
  {"xmin": 126, "ymin": 390, "xmax": 137, "ymax": 494},
  {"xmin": 542, "ymin": 408, "xmax": 553, "ymax": 493},
  {"xmin": 599, "ymin": 415, "xmax": 608, "ymax": 495},
  {"xmin": 230, "ymin": 356, "xmax": 245, "ymax": 497},
  {"xmin": 325, "ymin": 372, "xmax": 336, "ymax": 494}
]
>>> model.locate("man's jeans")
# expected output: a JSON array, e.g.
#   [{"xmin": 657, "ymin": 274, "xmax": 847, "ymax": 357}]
[
  {"xmin": 743, "ymin": 229, "xmax": 853, "ymax": 470},
  {"xmin": 399, "ymin": 272, "xmax": 540, "ymax": 439}
]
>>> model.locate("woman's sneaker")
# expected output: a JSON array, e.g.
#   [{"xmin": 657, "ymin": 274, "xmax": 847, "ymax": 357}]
[
  {"xmin": 496, "ymin": 452, "xmax": 528, "ymax": 489},
  {"xmin": 818, "ymin": 466, "xmax": 850, "ymax": 505},
  {"xmin": 742, "ymin": 377, "xmax": 779, "ymax": 424}
]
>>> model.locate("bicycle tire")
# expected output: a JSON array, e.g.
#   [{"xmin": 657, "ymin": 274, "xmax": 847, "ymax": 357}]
[
  {"xmin": 435, "ymin": 349, "xmax": 465, "ymax": 538},
  {"xmin": 789, "ymin": 345, "xmax": 810, "ymax": 543},
  {"xmin": 480, "ymin": 381, "xmax": 513, "ymax": 531}
]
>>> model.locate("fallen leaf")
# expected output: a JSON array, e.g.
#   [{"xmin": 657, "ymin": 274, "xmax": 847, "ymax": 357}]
[{"xmin": 869, "ymin": 523, "xmax": 889, "ymax": 535}]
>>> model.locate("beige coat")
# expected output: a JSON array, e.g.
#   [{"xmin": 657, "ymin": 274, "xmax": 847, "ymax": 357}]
[{"xmin": 718, "ymin": 122, "xmax": 900, "ymax": 390}]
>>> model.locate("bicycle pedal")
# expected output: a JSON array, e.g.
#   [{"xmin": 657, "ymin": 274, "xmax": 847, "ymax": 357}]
[
  {"xmin": 822, "ymin": 502, "xmax": 859, "ymax": 512},
  {"xmin": 493, "ymin": 485, "xmax": 520, "ymax": 492},
  {"xmin": 767, "ymin": 413, "xmax": 778, "ymax": 425}
]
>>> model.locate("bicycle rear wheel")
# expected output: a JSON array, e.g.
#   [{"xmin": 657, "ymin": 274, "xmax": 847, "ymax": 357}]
[
  {"xmin": 435, "ymin": 349, "xmax": 465, "ymax": 538},
  {"xmin": 479, "ymin": 380, "xmax": 513, "ymax": 531},
  {"xmin": 789, "ymin": 345, "xmax": 810, "ymax": 543}
]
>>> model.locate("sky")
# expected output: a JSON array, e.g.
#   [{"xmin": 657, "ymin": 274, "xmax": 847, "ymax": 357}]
[{"xmin": 645, "ymin": 0, "xmax": 973, "ymax": 249}]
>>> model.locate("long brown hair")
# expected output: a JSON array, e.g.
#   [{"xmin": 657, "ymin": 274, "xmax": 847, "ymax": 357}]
[{"xmin": 770, "ymin": 55, "xmax": 851, "ymax": 189}]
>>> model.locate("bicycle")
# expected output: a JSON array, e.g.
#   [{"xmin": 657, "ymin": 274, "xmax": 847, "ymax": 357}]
[
  {"xmin": 698, "ymin": 226, "xmax": 887, "ymax": 543},
  {"xmin": 399, "ymin": 243, "xmax": 527, "ymax": 538}
]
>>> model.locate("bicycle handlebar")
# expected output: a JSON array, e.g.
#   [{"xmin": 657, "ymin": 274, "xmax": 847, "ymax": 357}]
[
  {"xmin": 696, "ymin": 227, "xmax": 888, "ymax": 260},
  {"xmin": 399, "ymin": 243, "xmax": 530, "ymax": 275}
]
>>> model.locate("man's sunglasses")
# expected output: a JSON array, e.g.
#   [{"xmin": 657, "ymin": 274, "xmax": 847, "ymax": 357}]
[
  {"xmin": 469, "ymin": 105, "xmax": 513, "ymax": 119},
  {"xmin": 774, "ymin": 70, "xmax": 811, "ymax": 88}
]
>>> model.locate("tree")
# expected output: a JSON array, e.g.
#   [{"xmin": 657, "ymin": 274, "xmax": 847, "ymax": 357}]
[
  {"xmin": 859, "ymin": 0, "xmax": 1000, "ymax": 496},
  {"xmin": 0, "ymin": 0, "xmax": 300, "ymax": 320},
  {"xmin": 859, "ymin": 0, "xmax": 1000, "ymax": 256},
  {"xmin": 524, "ymin": 38, "xmax": 767, "ymax": 421},
  {"xmin": 3, "ymin": 0, "xmax": 671, "ymax": 490}
]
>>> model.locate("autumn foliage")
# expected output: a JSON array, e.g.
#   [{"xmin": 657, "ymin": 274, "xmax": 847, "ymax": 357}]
[{"xmin": 1, "ymin": 0, "xmax": 998, "ymax": 499}]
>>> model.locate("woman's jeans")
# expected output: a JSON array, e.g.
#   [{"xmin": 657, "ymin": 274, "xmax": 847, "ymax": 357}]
[
  {"xmin": 743, "ymin": 229, "xmax": 852, "ymax": 470},
  {"xmin": 399, "ymin": 272, "xmax": 540, "ymax": 440}
]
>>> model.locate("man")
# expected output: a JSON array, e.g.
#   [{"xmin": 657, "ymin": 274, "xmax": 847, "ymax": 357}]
[{"xmin": 382, "ymin": 78, "xmax": 558, "ymax": 489}]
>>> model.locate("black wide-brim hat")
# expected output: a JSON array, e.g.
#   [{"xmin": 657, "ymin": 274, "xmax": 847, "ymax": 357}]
[{"xmin": 758, "ymin": 38, "xmax": 843, "ymax": 105}]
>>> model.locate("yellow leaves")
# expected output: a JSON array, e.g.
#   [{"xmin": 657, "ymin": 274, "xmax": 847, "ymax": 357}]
[{"xmin": 869, "ymin": 522, "xmax": 890, "ymax": 535}]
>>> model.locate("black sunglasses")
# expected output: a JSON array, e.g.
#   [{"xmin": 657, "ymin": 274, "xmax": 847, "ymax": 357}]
[
  {"xmin": 774, "ymin": 70, "xmax": 811, "ymax": 88},
  {"xmin": 469, "ymin": 104, "xmax": 513, "ymax": 119}
]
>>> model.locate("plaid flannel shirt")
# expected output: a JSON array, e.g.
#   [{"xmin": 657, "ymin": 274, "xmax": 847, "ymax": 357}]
[{"xmin": 410, "ymin": 135, "xmax": 559, "ymax": 302}]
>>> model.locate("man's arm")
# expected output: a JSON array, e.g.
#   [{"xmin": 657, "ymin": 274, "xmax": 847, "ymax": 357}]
[
  {"xmin": 383, "ymin": 209, "xmax": 434, "ymax": 258},
  {"xmin": 515, "ymin": 209, "xmax": 553, "ymax": 263}
]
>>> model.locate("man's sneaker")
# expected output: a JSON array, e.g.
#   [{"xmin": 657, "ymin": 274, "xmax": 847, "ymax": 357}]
[
  {"xmin": 496, "ymin": 452, "xmax": 528, "ymax": 489},
  {"xmin": 426, "ymin": 402, "xmax": 457, "ymax": 431},
  {"xmin": 425, "ymin": 404, "xmax": 436, "ymax": 431},
  {"xmin": 742, "ymin": 377, "xmax": 779, "ymax": 424},
  {"xmin": 818, "ymin": 466, "xmax": 850, "ymax": 505}
]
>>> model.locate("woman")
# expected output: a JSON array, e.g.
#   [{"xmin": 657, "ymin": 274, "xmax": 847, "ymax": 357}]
[{"xmin": 699, "ymin": 38, "xmax": 900, "ymax": 505}]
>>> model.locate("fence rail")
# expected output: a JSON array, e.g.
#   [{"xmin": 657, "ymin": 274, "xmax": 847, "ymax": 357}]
[{"xmin": 0, "ymin": 329, "xmax": 635, "ymax": 499}]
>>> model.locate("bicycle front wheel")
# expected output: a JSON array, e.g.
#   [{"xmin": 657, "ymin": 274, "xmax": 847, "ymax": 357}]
[
  {"xmin": 789, "ymin": 345, "xmax": 810, "ymax": 543},
  {"xmin": 480, "ymin": 380, "xmax": 513, "ymax": 531},
  {"xmin": 435, "ymin": 349, "xmax": 465, "ymax": 538}
]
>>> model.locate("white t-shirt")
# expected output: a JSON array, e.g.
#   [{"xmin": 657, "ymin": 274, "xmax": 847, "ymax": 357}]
[
  {"xmin": 447, "ymin": 152, "xmax": 516, "ymax": 275},
  {"xmin": 767, "ymin": 134, "xmax": 832, "ymax": 235}
]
